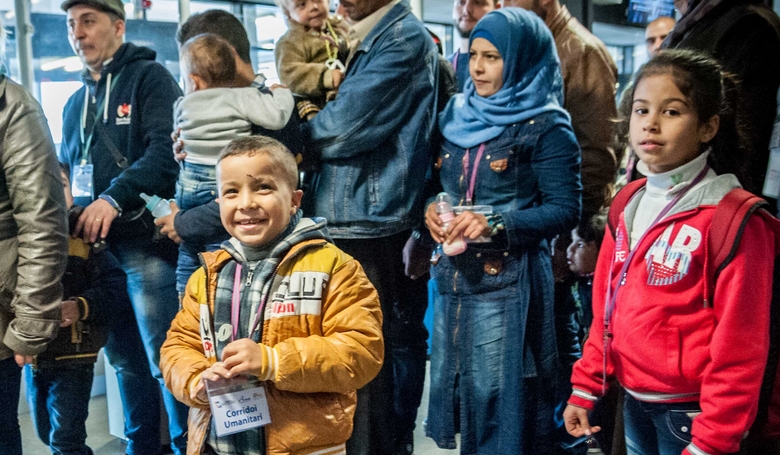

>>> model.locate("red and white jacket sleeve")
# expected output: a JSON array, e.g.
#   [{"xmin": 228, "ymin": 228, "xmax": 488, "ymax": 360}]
[
  {"xmin": 568, "ymin": 226, "xmax": 618, "ymax": 410},
  {"xmin": 685, "ymin": 215, "xmax": 775, "ymax": 455}
]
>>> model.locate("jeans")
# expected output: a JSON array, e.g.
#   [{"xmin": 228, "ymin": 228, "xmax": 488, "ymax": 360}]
[
  {"xmin": 0, "ymin": 356, "xmax": 22, "ymax": 455},
  {"xmin": 175, "ymin": 162, "xmax": 222, "ymax": 293},
  {"xmin": 25, "ymin": 363, "xmax": 94, "ymax": 455},
  {"xmin": 336, "ymin": 232, "xmax": 429, "ymax": 455},
  {"xmin": 109, "ymin": 237, "xmax": 189, "ymax": 455},
  {"xmin": 623, "ymin": 394, "xmax": 699, "ymax": 455}
]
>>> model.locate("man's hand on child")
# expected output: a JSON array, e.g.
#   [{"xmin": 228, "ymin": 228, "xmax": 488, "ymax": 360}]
[
  {"xmin": 562, "ymin": 404, "xmax": 601, "ymax": 438},
  {"xmin": 171, "ymin": 128, "xmax": 187, "ymax": 163},
  {"xmin": 155, "ymin": 201, "xmax": 181, "ymax": 244},
  {"xmin": 221, "ymin": 339, "xmax": 277, "ymax": 381},
  {"xmin": 74, "ymin": 198, "xmax": 118, "ymax": 243},
  {"xmin": 61, "ymin": 299, "xmax": 79, "ymax": 327}
]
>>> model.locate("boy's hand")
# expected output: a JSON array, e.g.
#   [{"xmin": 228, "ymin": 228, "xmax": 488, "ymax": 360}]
[
  {"xmin": 563, "ymin": 404, "xmax": 601, "ymax": 438},
  {"xmin": 154, "ymin": 201, "xmax": 181, "ymax": 244},
  {"xmin": 191, "ymin": 362, "xmax": 232, "ymax": 402},
  {"xmin": 269, "ymin": 83, "xmax": 287, "ymax": 90},
  {"xmin": 61, "ymin": 299, "xmax": 79, "ymax": 327},
  {"xmin": 332, "ymin": 69, "xmax": 344, "ymax": 88},
  {"xmin": 221, "ymin": 339, "xmax": 277, "ymax": 381}
]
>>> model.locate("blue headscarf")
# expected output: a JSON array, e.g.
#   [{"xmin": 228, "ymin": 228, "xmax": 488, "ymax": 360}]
[{"xmin": 439, "ymin": 8, "xmax": 568, "ymax": 149}]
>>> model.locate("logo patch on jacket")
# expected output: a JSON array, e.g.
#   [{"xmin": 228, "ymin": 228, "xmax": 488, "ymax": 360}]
[
  {"xmin": 644, "ymin": 223, "xmax": 701, "ymax": 286},
  {"xmin": 266, "ymin": 271, "xmax": 328, "ymax": 318},
  {"xmin": 116, "ymin": 103, "xmax": 132, "ymax": 125}
]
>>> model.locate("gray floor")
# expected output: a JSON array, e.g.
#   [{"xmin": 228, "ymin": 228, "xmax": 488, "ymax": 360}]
[{"xmin": 18, "ymin": 362, "xmax": 457, "ymax": 455}]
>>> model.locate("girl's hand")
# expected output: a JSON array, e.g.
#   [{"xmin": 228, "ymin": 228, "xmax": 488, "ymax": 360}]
[
  {"xmin": 446, "ymin": 211, "xmax": 490, "ymax": 243},
  {"xmin": 425, "ymin": 202, "xmax": 445, "ymax": 244},
  {"xmin": 563, "ymin": 404, "xmax": 601, "ymax": 437}
]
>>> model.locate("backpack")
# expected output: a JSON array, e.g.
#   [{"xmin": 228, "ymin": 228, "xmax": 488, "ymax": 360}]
[{"xmin": 608, "ymin": 179, "xmax": 780, "ymax": 452}]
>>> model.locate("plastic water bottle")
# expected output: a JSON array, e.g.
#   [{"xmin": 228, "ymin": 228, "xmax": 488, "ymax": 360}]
[
  {"xmin": 435, "ymin": 192, "xmax": 467, "ymax": 256},
  {"xmin": 586, "ymin": 436, "xmax": 605, "ymax": 455},
  {"xmin": 140, "ymin": 192, "xmax": 172, "ymax": 218}
]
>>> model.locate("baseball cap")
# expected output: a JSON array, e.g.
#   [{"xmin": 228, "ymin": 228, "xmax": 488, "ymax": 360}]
[{"xmin": 61, "ymin": 0, "xmax": 126, "ymax": 20}]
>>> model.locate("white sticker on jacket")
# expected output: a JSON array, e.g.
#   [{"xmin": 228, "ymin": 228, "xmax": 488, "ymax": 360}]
[
  {"xmin": 265, "ymin": 271, "xmax": 329, "ymax": 318},
  {"xmin": 644, "ymin": 223, "xmax": 701, "ymax": 286}
]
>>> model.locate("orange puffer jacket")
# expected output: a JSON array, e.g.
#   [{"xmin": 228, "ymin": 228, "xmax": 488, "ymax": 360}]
[{"xmin": 160, "ymin": 240, "xmax": 384, "ymax": 455}]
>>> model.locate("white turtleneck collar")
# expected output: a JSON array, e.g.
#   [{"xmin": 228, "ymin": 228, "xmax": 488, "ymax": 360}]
[{"xmin": 630, "ymin": 151, "xmax": 711, "ymax": 248}]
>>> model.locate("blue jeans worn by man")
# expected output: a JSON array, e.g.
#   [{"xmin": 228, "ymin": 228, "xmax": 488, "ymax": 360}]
[
  {"xmin": 300, "ymin": 1, "xmax": 438, "ymax": 452},
  {"xmin": 0, "ymin": 358, "xmax": 23, "ymax": 455},
  {"xmin": 109, "ymin": 237, "xmax": 187, "ymax": 454}
]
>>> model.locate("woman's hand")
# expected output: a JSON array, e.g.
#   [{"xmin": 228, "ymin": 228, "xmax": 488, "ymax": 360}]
[
  {"xmin": 447, "ymin": 211, "xmax": 490, "ymax": 242},
  {"xmin": 425, "ymin": 202, "xmax": 445, "ymax": 244},
  {"xmin": 563, "ymin": 404, "xmax": 601, "ymax": 438}
]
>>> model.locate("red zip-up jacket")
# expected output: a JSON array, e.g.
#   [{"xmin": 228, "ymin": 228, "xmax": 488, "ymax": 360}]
[{"xmin": 569, "ymin": 176, "xmax": 780, "ymax": 455}]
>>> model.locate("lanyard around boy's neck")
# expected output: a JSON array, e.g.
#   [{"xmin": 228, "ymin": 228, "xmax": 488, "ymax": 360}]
[
  {"xmin": 230, "ymin": 263, "xmax": 272, "ymax": 342},
  {"xmin": 79, "ymin": 70, "xmax": 123, "ymax": 165},
  {"xmin": 462, "ymin": 144, "xmax": 485, "ymax": 205}
]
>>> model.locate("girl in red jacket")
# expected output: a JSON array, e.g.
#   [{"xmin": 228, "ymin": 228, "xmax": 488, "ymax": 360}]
[{"xmin": 563, "ymin": 50, "xmax": 780, "ymax": 455}]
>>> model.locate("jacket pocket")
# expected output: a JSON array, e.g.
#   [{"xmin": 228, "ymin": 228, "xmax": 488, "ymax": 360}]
[{"xmin": 665, "ymin": 406, "xmax": 700, "ymax": 444}]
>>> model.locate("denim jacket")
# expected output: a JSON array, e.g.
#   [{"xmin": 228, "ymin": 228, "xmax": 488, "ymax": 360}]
[
  {"xmin": 437, "ymin": 110, "xmax": 582, "ymax": 251},
  {"xmin": 301, "ymin": 1, "xmax": 438, "ymax": 238},
  {"xmin": 427, "ymin": 110, "xmax": 581, "ymax": 451}
]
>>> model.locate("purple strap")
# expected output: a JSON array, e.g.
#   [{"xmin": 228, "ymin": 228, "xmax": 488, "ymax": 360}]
[
  {"xmin": 600, "ymin": 165, "xmax": 710, "ymax": 393},
  {"xmin": 463, "ymin": 144, "xmax": 485, "ymax": 205},
  {"xmin": 231, "ymin": 264, "xmax": 243, "ymax": 342},
  {"xmin": 231, "ymin": 264, "xmax": 271, "ymax": 342}
]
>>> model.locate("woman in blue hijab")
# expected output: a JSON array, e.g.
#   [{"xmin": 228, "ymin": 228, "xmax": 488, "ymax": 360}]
[{"xmin": 425, "ymin": 8, "xmax": 582, "ymax": 453}]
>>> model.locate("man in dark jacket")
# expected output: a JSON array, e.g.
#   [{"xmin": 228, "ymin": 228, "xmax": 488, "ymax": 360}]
[
  {"xmin": 301, "ymin": 1, "xmax": 438, "ymax": 454},
  {"xmin": 57, "ymin": 0, "xmax": 188, "ymax": 453},
  {"xmin": 664, "ymin": 0, "xmax": 780, "ymax": 199}
]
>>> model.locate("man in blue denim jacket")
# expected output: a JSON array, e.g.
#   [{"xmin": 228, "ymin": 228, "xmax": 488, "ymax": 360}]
[{"xmin": 300, "ymin": 1, "xmax": 438, "ymax": 453}]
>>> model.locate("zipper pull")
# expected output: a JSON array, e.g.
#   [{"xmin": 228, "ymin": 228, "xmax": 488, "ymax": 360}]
[
  {"xmin": 620, "ymin": 272, "xmax": 627, "ymax": 285},
  {"xmin": 245, "ymin": 269, "xmax": 254, "ymax": 287}
]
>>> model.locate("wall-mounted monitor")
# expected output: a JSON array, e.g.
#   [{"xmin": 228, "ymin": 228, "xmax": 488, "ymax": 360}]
[{"xmin": 626, "ymin": 0, "xmax": 675, "ymax": 25}]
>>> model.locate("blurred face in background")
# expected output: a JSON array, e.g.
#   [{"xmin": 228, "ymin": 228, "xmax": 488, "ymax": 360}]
[
  {"xmin": 645, "ymin": 16, "xmax": 675, "ymax": 57},
  {"xmin": 453, "ymin": 0, "xmax": 497, "ymax": 38}
]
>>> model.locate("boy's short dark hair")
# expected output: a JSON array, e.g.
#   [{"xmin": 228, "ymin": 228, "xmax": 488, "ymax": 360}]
[
  {"xmin": 177, "ymin": 10, "xmax": 252, "ymax": 64},
  {"xmin": 578, "ymin": 209, "xmax": 608, "ymax": 249},
  {"xmin": 180, "ymin": 33, "xmax": 236, "ymax": 88},
  {"xmin": 218, "ymin": 136, "xmax": 299, "ymax": 190},
  {"xmin": 58, "ymin": 161, "xmax": 70, "ymax": 176}
]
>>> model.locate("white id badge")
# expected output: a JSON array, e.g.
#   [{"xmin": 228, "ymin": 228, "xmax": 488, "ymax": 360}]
[
  {"xmin": 206, "ymin": 376, "xmax": 271, "ymax": 437},
  {"xmin": 72, "ymin": 164, "xmax": 94, "ymax": 199},
  {"xmin": 454, "ymin": 205, "xmax": 493, "ymax": 243}
]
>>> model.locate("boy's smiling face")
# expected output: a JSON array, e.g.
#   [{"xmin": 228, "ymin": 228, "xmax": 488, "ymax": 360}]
[{"xmin": 217, "ymin": 153, "xmax": 302, "ymax": 247}]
